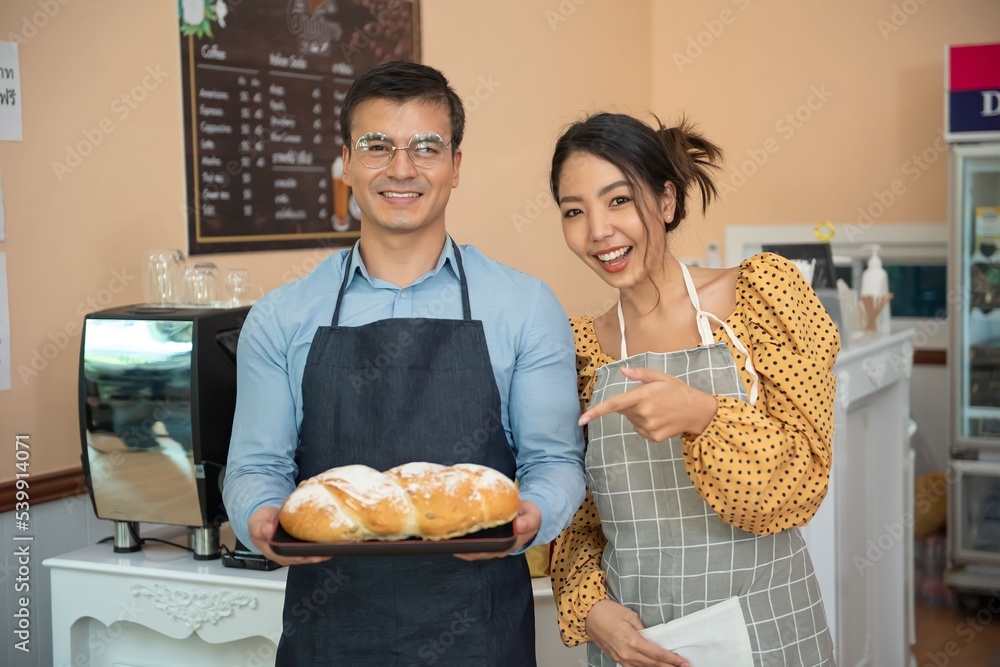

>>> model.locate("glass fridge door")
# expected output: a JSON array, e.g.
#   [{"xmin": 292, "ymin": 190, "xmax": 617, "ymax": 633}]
[
  {"xmin": 953, "ymin": 144, "xmax": 1000, "ymax": 448},
  {"xmin": 950, "ymin": 459, "xmax": 1000, "ymax": 566}
]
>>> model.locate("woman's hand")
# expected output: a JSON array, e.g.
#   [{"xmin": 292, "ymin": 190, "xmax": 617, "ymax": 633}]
[
  {"xmin": 578, "ymin": 366, "xmax": 718, "ymax": 441},
  {"xmin": 586, "ymin": 599, "xmax": 690, "ymax": 667}
]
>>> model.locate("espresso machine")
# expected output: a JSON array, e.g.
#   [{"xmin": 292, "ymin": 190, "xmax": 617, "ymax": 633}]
[{"xmin": 78, "ymin": 304, "xmax": 249, "ymax": 559}]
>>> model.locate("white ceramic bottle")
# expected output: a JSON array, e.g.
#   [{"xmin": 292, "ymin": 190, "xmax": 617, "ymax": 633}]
[{"xmin": 860, "ymin": 244, "xmax": 891, "ymax": 334}]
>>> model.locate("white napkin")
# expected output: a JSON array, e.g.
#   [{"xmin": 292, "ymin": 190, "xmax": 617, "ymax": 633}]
[
  {"xmin": 635, "ymin": 597, "xmax": 753, "ymax": 667},
  {"xmin": 790, "ymin": 258, "xmax": 816, "ymax": 285}
]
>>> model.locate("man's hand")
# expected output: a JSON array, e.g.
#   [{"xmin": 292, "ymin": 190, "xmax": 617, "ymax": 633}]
[
  {"xmin": 247, "ymin": 505, "xmax": 331, "ymax": 566},
  {"xmin": 454, "ymin": 500, "xmax": 541, "ymax": 561},
  {"xmin": 586, "ymin": 599, "xmax": 690, "ymax": 667}
]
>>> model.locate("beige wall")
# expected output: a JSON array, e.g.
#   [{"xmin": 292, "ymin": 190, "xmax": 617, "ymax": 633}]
[
  {"xmin": 652, "ymin": 0, "xmax": 1000, "ymax": 258},
  {"xmin": 0, "ymin": 0, "xmax": 995, "ymax": 480},
  {"xmin": 0, "ymin": 0, "xmax": 649, "ymax": 479}
]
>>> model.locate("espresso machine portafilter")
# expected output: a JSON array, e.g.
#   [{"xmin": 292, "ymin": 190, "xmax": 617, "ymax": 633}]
[{"xmin": 78, "ymin": 304, "xmax": 250, "ymax": 559}]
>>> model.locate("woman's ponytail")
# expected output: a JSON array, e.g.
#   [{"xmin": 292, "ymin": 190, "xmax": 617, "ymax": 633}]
[{"xmin": 655, "ymin": 116, "xmax": 723, "ymax": 231}]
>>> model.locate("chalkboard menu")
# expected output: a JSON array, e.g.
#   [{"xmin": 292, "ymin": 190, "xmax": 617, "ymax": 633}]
[{"xmin": 179, "ymin": 0, "xmax": 420, "ymax": 255}]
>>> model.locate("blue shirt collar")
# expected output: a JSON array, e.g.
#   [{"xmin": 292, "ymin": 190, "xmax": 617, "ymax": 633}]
[{"xmin": 344, "ymin": 235, "xmax": 460, "ymax": 290}]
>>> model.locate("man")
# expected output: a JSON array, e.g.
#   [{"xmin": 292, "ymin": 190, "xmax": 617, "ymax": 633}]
[{"xmin": 223, "ymin": 61, "xmax": 585, "ymax": 666}]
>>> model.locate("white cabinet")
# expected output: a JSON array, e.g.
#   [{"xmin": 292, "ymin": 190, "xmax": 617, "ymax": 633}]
[
  {"xmin": 43, "ymin": 527, "xmax": 584, "ymax": 667},
  {"xmin": 800, "ymin": 330, "xmax": 916, "ymax": 667},
  {"xmin": 43, "ymin": 529, "xmax": 286, "ymax": 667},
  {"xmin": 532, "ymin": 578, "xmax": 588, "ymax": 666}
]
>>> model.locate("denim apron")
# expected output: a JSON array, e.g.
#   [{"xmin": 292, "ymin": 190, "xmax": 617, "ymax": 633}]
[
  {"xmin": 276, "ymin": 240, "xmax": 535, "ymax": 667},
  {"xmin": 586, "ymin": 262, "xmax": 834, "ymax": 667}
]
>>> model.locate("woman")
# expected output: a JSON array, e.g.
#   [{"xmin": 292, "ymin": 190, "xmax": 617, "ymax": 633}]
[{"xmin": 549, "ymin": 113, "xmax": 839, "ymax": 667}]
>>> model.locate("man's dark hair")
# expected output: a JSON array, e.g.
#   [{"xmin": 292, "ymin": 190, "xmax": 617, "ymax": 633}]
[{"xmin": 340, "ymin": 61, "xmax": 465, "ymax": 154}]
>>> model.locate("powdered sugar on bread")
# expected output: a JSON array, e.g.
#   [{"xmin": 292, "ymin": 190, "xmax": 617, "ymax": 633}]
[
  {"xmin": 279, "ymin": 462, "xmax": 520, "ymax": 542},
  {"xmin": 318, "ymin": 465, "xmax": 409, "ymax": 510},
  {"xmin": 391, "ymin": 462, "xmax": 446, "ymax": 477}
]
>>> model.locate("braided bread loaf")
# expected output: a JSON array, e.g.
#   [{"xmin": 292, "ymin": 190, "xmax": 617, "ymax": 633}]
[{"xmin": 278, "ymin": 462, "xmax": 520, "ymax": 542}]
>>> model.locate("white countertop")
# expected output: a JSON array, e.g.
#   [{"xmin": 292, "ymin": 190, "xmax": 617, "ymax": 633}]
[
  {"xmin": 43, "ymin": 524, "xmax": 287, "ymax": 591},
  {"xmin": 44, "ymin": 523, "xmax": 558, "ymax": 597}
]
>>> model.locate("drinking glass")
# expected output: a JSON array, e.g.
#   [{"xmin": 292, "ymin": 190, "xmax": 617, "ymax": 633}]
[
  {"xmin": 225, "ymin": 268, "xmax": 262, "ymax": 306},
  {"xmin": 183, "ymin": 262, "xmax": 224, "ymax": 306},
  {"xmin": 144, "ymin": 249, "xmax": 186, "ymax": 306}
]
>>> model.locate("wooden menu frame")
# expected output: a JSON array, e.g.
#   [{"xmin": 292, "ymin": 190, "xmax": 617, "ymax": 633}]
[{"xmin": 179, "ymin": 0, "xmax": 421, "ymax": 255}]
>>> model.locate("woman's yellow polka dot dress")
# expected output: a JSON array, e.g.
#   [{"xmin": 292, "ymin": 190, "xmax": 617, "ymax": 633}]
[{"xmin": 550, "ymin": 252, "xmax": 841, "ymax": 648}]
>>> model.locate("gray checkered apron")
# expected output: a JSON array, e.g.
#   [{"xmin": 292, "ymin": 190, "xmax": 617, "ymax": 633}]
[{"xmin": 585, "ymin": 262, "xmax": 835, "ymax": 667}]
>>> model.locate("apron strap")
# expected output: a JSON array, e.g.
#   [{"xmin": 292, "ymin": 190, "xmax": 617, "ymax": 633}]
[
  {"xmin": 616, "ymin": 262, "xmax": 760, "ymax": 405},
  {"xmin": 330, "ymin": 241, "xmax": 357, "ymax": 326},
  {"xmin": 331, "ymin": 237, "xmax": 472, "ymax": 326},
  {"xmin": 449, "ymin": 238, "xmax": 473, "ymax": 321},
  {"xmin": 678, "ymin": 262, "xmax": 720, "ymax": 348},
  {"xmin": 617, "ymin": 299, "xmax": 628, "ymax": 360},
  {"xmin": 679, "ymin": 262, "xmax": 760, "ymax": 405}
]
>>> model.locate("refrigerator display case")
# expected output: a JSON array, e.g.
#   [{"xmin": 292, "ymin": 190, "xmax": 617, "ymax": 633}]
[
  {"xmin": 947, "ymin": 145, "xmax": 1000, "ymax": 591},
  {"xmin": 943, "ymin": 41, "xmax": 1000, "ymax": 595}
]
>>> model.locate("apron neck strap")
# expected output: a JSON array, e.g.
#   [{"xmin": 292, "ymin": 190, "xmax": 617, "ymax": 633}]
[
  {"xmin": 617, "ymin": 260, "xmax": 759, "ymax": 404},
  {"xmin": 680, "ymin": 261, "xmax": 760, "ymax": 405},
  {"xmin": 679, "ymin": 262, "xmax": 717, "ymax": 348},
  {"xmin": 617, "ymin": 299, "xmax": 627, "ymax": 360},
  {"xmin": 330, "ymin": 243, "xmax": 357, "ymax": 326},
  {"xmin": 617, "ymin": 260, "xmax": 713, "ymax": 359},
  {"xmin": 331, "ymin": 237, "xmax": 471, "ymax": 326},
  {"xmin": 450, "ymin": 238, "xmax": 473, "ymax": 320}
]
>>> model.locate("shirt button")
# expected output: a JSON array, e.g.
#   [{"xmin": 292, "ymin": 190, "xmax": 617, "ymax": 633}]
[{"xmin": 400, "ymin": 291, "xmax": 408, "ymax": 299}]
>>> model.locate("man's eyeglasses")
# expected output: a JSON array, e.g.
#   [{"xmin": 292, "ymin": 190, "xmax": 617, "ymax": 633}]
[{"xmin": 352, "ymin": 132, "xmax": 453, "ymax": 169}]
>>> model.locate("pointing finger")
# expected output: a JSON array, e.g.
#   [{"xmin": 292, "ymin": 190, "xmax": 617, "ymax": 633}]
[
  {"xmin": 620, "ymin": 366, "xmax": 672, "ymax": 383},
  {"xmin": 579, "ymin": 391, "xmax": 642, "ymax": 425}
]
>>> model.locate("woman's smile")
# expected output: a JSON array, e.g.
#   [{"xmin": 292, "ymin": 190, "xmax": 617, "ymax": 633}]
[{"xmin": 594, "ymin": 245, "xmax": 634, "ymax": 272}]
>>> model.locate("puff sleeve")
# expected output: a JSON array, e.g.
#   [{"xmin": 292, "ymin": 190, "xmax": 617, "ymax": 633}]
[
  {"xmin": 550, "ymin": 316, "xmax": 610, "ymax": 647},
  {"xmin": 550, "ymin": 492, "xmax": 608, "ymax": 647},
  {"xmin": 680, "ymin": 252, "xmax": 840, "ymax": 535}
]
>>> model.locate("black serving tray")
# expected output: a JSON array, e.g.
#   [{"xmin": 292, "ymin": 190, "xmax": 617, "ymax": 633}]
[{"xmin": 269, "ymin": 522, "xmax": 517, "ymax": 557}]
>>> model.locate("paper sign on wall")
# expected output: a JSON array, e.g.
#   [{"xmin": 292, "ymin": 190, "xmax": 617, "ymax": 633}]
[
  {"xmin": 0, "ymin": 169, "xmax": 5, "ymax": 241},
  {"xmin": 0, "ymin": 41, "xmax": 22, "ymax": 142},
  {"xmin": 0, "ymin": 253, "xmax": 10, "ymax": 391}
]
